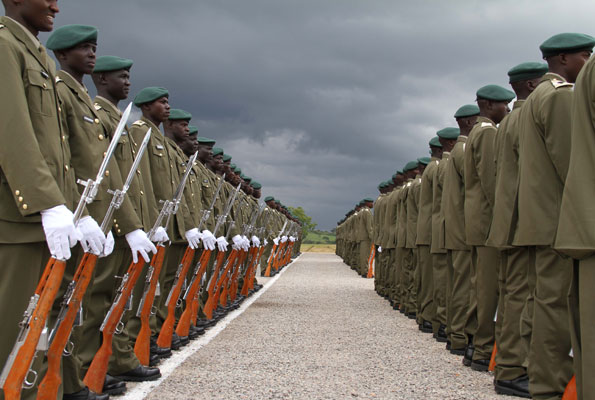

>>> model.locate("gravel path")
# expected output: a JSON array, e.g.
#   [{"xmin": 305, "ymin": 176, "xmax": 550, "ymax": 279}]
[{"xmin": 143, "ymin": 253, "xmax": 501, "ymax": 399}]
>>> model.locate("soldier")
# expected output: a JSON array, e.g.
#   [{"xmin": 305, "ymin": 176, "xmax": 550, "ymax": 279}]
[
  {"xmin": 432, "ymin": 128, "xmax": 459, "ymax": 344},
  {"xmin": 355, "ymin": 198, "xmax": 374, "ymax": 277},
  {"xmin": 555, "ymin": 44, "xmax": 595, "ymax": 400},
  {"xmin": 514, "ymin": 33, "xmax": 594, "ymax": 399},
  {"xmin": 384, "ymin": 173, "xmax": 401, "ymax": 308},
  {"xmin": 416, "ymin": 138, "xmax": 442, "ymax": 334},
  {"xmin": 373, "ymin": 182, "xmax": 390, "ymax": 295},
  {"xmin": 465, "ymin": 84, "xmax": 514, "ymax": 372},
  {"xmin": 485, "ymin": 62, "xmax": 547, "ymax": 398},
  {"xmin": 443, "ymin": 104, "xmax": 479, "ymax": 359}
]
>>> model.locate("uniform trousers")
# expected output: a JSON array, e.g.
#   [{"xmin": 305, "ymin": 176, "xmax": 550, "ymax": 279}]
[{"xmin": 417, "ymin": 245, "xmax": 435, "ymax": 325}]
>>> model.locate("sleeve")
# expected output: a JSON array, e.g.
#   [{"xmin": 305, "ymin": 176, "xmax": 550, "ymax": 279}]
[
  {"xmin": 543, "ymin": 90, "xmax": 573, "ymax": 183},
  {"xmin": 474, "ymin": 128, "xmax": 497, "ymax": 207}
]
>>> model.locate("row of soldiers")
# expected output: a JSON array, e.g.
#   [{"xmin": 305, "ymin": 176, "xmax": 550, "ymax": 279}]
[
  {"xmin": 0, "ymin": 2, "xmax": 302, "ymax": 399},
  {"xmin": 337, "ymin": 32, "xmax": 595, "ymax": 400}
]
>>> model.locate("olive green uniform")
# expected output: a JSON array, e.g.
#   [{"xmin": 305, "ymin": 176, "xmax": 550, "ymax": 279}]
[
  {"xmin": 485, "ymin": 100, "xmax": 530, "ymax": 382},
  {"xmin": 0, "ymin": 17, "xmax": 81, "ymax": 400},
  {"xmin": 555, "ymin": 55, "xmax": 595, "ymax": 400},
  {"xmin": 431, "ymin": 158, "xmax": 448, "ymax": 331},
  {"xmin": 406, "ymin": 176, "xmax": 422, "ymax": 315},
  {"xmin": 373, "ymin": 193, "xmax": 389, "ymax": 295},
  {"xmin": 356, "ymin": 206, "xmax": 373, "ymax": 277},
  {"xmin": 514, "ymin": 73, "xmax": 574, "ymax": 399}
]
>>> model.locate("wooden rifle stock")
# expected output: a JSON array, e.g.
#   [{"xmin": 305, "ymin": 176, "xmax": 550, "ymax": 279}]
[
  {"xmin": 241, "ymin": 246, "xmax": 265, "ymax": 296},
  {"xmin": 134, "ymin": 245, "xmax": 166, "ymax": 366},
  {"xmin": 175, "ymin": 249, "xmax": 211, "ymax": 338},
  {"xmin": 37, "ymin": 253, "xmax": 99, "ymax": 400},
  {"xmin": 1, "ymin": 257, "xmax": 66, "ymax": 400},
  {"xmin": 229, "ymin": 248, "xmax": 252, "ymax": 302},
  {"xmin": 264, "ymin": 243, "xmax": 278, "ymax": 277},
  {"xmin": 366, "ymin": 245, "xmax": 375, "ymax": 278},
  {"xmin": 562, "ymin": 375, "xmax": 577, "ymax": 400},
  {"xmin": 204, "ymin": 250, "xmax": 238, "ymax": 318},
  {"xmin": 221, "ymin": 250, "xmax": 243, "ymax": 305},
  {"xmin": 156, "ymin": 247, "xmax": 195, "ymax": 347},
  {"xmin": 84, "ymin": 259, "xmax": 145, "ymax": 393}
]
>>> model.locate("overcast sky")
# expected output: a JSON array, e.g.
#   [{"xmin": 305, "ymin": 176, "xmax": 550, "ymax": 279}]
[{"xmin": 37, "ymin": 0, "xmax": 595, "ymax": 230}]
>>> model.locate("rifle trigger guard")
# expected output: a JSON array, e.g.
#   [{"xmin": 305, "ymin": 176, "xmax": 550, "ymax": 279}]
[
  {"xmin": 23, "ymin": 369, "xmax": 38, "ymax": 389},
  {"xmin": 63, "ymin": 340, "xmax": 74, "ymax": 357},
  {"xmin": 115, "ymin": 321, "xmax": 124, "ymax": 335},
  {"xmin": 150, "ymin": 306, "xmax": 157, "ymax": 316},
  {"xmin": 176, "ymin": 298, "xmax": 183, "ymax": 308}
]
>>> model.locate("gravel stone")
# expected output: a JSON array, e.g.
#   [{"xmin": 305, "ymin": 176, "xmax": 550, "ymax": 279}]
[{"xmin": 142, "ymin": 253, "xmax": 502, "ymax": 399}]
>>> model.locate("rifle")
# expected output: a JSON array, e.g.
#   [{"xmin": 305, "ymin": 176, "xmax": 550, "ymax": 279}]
[
  {"xmin": 264, "ymin": 220, "xmax": 288, "ymax": 277},
  {"xmin": 0, "ymin": 103, "xmax": 132, "ymax": 400},
  {"xmin": 38, "ymin": 128, "xmax": 151, "ymax": 400},
  {"xmin": 202, "ymin": 184, "xmax": 241, "ymax": 320},
  {"xmin": 175, "ymin": 175, "xmax": 226, "ymax": 339},
  {"xmin": 133, "ymin": 152, "xmax": 199, "ymax": 364},
  {"xmin": 84, "ymin": 150, "xmax": 198, "ymax": 394}
]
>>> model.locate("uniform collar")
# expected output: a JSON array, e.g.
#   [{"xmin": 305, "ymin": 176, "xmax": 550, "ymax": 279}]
[
  {"xmin": 94, "ymin": 96, "xmax": 122, "ymax": 117},
  {"xmin": 4, "ymin": 16, "xmax": 39, "ymax": 46}
]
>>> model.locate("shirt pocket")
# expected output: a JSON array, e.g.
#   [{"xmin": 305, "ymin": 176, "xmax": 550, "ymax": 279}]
[{"xmin": 25, "ymin": 68, "xmax": 55, "ymax": 117}]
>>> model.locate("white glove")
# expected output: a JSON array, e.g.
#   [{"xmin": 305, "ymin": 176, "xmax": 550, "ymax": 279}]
[
  {"xmin": 232, "ymin": 234, "xmax": 243, "ymax": 250},
  {"xmin": 185, "ymin": 228, "xmax": 201, "ymax": 249},
  {"xmin": 251, "ymin": 235, "xmax": 260, "ymax": 247},
  {"xmin": 264, "ymin": 239, "xmax": 268, "ymax": 246},
  {"xmin": 77, "ymin": 216, "xmax": 106, "ymax": 255},
  {"xmin": 40, "ymin": 204, "xmax": 81, "ymax": 260},
  {"xmin": 201, "ymin": 230, "xmax": 216, "ymax": 251},
  {"xmin": 289, "ymin": 236, "xmax": 296, "ymax": 242},
  {"xmin": 377, "ymin": 246, "xmax": 382, "ymax": 253},
  {"xmin": 281, "ymin": 235, "xmax": 288, "ymax": 243},
  {"xmin": 100, "ymin": 231, "xmax": 115, "ymax": 258},
  {"xmin": 216, "ymin": 236, "xmax": 228, "ymax": 252},
  {"xmin": 273, "ymin": 237, "xmax": 279, "ymax": 246},
  {"xmin": 241, "ymin": 235, "xmax": 250, "ymax": 251},
  {"xmin": 125, "ymin": 229, "xmax": 157, "ymax": 263},
  {"xmin": 149, "ymin": 226, "xmax": 169, "ymax": 243}
]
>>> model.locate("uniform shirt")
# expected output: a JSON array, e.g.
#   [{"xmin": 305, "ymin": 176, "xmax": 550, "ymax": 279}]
[
  {"xmin": 56, "ymin": 70, "xmax": 141, "ymax": 235},
  {"xmin": 406, "ymin": 175, "xmax": 422, "ymax": 249},
  {"xmin": 0, "ymin": 17, "xmax": 80, "ymax": 243},
  {"xmin": 416, "ymin": 158, "xmax": 439, "ymax": 246},
  {"xmin": 464, "ymin": 117, "xmax": 497, "ymax": 246},
  {"xmin": 486, "ymin": 100, "xmax": 524, "ymax": 248},
  {"xmin": 431, "ymin": 154, "xmax": 449, "ymax": 254},
  {"xmin": 383, "ymin": 187, "xmax": 400, "ymax": 249},
  {"xmin": 396, "ymin": 181, "xmax": 411, "ymax": 249},
  {"xmin": 443, "ymin": 136, "xmax": 469, "ymax": 251},
  {"xmin": 514, "ymin": 73, "xmax": 573, "ymax": 246}
]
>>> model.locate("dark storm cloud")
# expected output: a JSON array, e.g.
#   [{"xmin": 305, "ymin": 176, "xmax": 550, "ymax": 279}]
[{"xmin": 43, "ymin": 0, "xmax": 595, "ymax": 229}]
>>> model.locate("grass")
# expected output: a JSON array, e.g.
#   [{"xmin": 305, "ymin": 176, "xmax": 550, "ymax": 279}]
[
  {"xmin": 302, "ymin": 244, "xmax": 336, "ymax": 253},
  {"xmin": 303, "ymin": 230, "xmax": 336, "ymax": 244}
]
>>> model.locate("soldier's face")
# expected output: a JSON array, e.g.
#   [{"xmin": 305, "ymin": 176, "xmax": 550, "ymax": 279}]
[
  {"xmin": 104, "ymin": 69, "xmax": 130, "ymax": 101},
  {"xmin": 197, "ymin": 144, "xmax": 213, "ymax": 163},
  {"xmin": 60, "ymin": 41, "xmax": 96, "ymax": 75},
  {"xmin": 488, "ymin": 100, "xmax": 509, "ymax": 124},
  {"xmin": 169, "ymin": 120, "xmax": 189, "ymax": 143},
  {"xmin": 146, "ymin": 97, "xmax": 170, "ymax": 122},
  {"xmin": 18, "ymin": 0, "xmax": 59, "ymax": 34},
  {"xmin": 253, "ymin": 189, "xmax": 261, "ymax": 199},
  {"xmin": 564, "ymin": 51, "xmax": 592, "ymax": 83}
]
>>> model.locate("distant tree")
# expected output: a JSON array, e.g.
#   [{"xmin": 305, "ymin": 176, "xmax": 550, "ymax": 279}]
[{"xmin": 288, "ymin": 206, "xmax": 317, "ymax": 240}]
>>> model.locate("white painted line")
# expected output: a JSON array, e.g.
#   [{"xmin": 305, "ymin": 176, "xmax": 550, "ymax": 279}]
[{"xmin": 122, "ymin": 254, "xmax": 302, "ymax": 400}]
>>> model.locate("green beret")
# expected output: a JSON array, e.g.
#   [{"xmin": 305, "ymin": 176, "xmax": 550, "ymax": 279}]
[
  {"xmin": 264, "ymin": 196, "xmax": 275, "ymax": 202},
  {"xmin": 212, "ymin": 147, "xmax": 224, "ymax": 156},
  {"xmin": 134, "ymin": 87, "xmax": 168, "ymax": 106},
  {"xmin": 250, "ymin": 181, "xmax": 262, "ymax": 189},
  {"xmin": 396, "ymin": 170, "xmax": 403, "ymax": 175},
  {"xmin": 197, "ymin": 136, "xmax": 216, "ymax": 145},
  {"xmin": 429, "ymin": 136, "xmax": 442, "ymax": 147},
  {"xmin": 93, "ymin": 55, "xmax": 133, "ymax": 73},
  {"xmin": 363, "ymin": 197, "xmax": 374, "ymax": 203},
  {"xmin": 275, "ymin": 200, "xmax": 281, "ymax": 204},
  {"xmin": 417, "ymin": 157, "xmax": 431, "ymax": 165},
  {"xmin": 222, "ymin": 154, "xmax": 232, "ymax": 162},
  {"xmin": 403, "ymin": 161, "xmax": 419, "ymax": 172},
  {"xmin": 437, "ymin": 127, "xmax": 460, "ymax": 139},
  {"xmin": 507, "ymin": 62, "xmax": 548, "ymax": 83},
  {"xmin": 378, "ymin": 183, "xmax": 384, "ymax": 190},
  {"xmin": 188, "ymin": 125, "xmax": 198, "ymax": 135},
  {"xmin": 243, "ymin": 175, "xmax": 252, "ymax": 183},
  {"xmin": 240, "ymin": 173, "xmax": 247, "ymax": 180},
  {"xmin": 454, "ymin": 104, "xmax": 480, "ymax": 118},
  {"xmin": 234, "ymin": 166, "xmax": 241, "ymax": 174},
  {"xmin": 540, "ymin": 33, "xmax": 595, "ymax": 58},
  {"xmin": 168, "ymin": 108, "xmax": 192, "ymax": 121},
  {"xmin": 229, "ymin": 163, "xmax": 236, "ymax": 169},
  {"xmin": 476, "ymin": 84, "xmax": 516, "ymax": 102},
  {"xmin": 46, "ymin": 24, "xmax": 97, "ymax": 51}
]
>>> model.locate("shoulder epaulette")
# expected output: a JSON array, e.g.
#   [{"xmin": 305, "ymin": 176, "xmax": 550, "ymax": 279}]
[
  {"xmin": 550, "ymin": 79, "xmax": 574, "ymax": 89},
  {"xmin": 93, "ymin": 103, "xmax": 102, "ymax": 111},
  {"xmin": 481, "ymin": 122, "xmax": 494, "ymax": 128},
  {"xmin": 0, "ymin": 24, "xmax": 5, "ymax": 29},
  {"xmin": 131, "ymin": 120, "xmax": 146, "ymax": 127},
  {"xmin": 55, "ymin": 76, "xmax": 63, "ymax": 83}
]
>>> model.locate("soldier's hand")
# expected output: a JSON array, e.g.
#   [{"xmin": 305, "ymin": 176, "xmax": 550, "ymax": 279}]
[
  {"xmin": 377, "ymin": 246, "xmax": 382, "ymax": 253},
  {"xmin": 77, "ymin": 216, "xmax": 106, "ymax": 255},
  {"xmin": 273, "ymin": 237, "xmax": 279, "ymax": 246},
  {"xmin": 185, "ymin": 228, "xmax": 201, "ymax": 249},
  {"xmin": 216, "ymin": 236, "xmax": 228, "ymax": 252},
  {"xmin": 201, "ymin": 230, "xmax": 217, "ymax": 251},
  {"xmin": 40, "ymin": 204, "xmax": 81, "ymax": 260},
  {"xmin": 281, "ymin": 235, "xmax": 288, "ymax": 243},
  {"xmin": 100, "ymin": 231, "xmax": 115, "ymax": 258},
  {"xmin": 125, "ymin": 229, "xmax": 157, "ymax": 263},
  {"xmin": 251, "ymin": 235, "xmax": 261, "ymax": 247},
  {"xmin": 149, "ymin": 226, "xmax": 169, "ymax": 243},
  {"xmin": 232, "ymin": 234, "xmax": 243, "ymax": 250}
]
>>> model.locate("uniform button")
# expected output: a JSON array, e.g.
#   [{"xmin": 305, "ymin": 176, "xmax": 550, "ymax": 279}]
[
  {"xmin": 58, "ymin": 106, "xmax": 62, "ymax": 113},
  {"xmin": 136, "ymin": 170, "xmax": 141, "ymax": 175},
  {"xmin": 117, "ymin": 229, "xmax": 121, "ymax": 234},
  {"xmin": 18, "ymin": 196, "xmax": 23, "ymax": 202},
  {"xmin": 158, "ymin": 153, "xmax": 163, "ymax": 157},
  {"xmin": 94, "ymin": 118, "xmax": 100, "ymax": 124},
  {"xmin": 113, "ymin": 219, "xmax": 117, "ymax": 223},
  {"xmin": 42, "ymin": 83, "xmax": 47, "ymax": 89},
  {"xmin": 62, "ymin": 135, "xmax": 66, "ymax": 142},
  {"xmin": 105, "ymin": 170, "xmax": 110, "ymax": 177},
  {"xmin": 22, "ymin": 204, "xmax": 28, "ymax": 210},
  {"xmin": 132, "ymin": 150, "xmax": 136, "ymax": 155},
  {"xmin": 114, "ymin": 223, "xmax": 119, "ymax": 228},
  {"xmin": 103, "ymin": 152, "xmax": 107, "ymax": 157},
  {"xmin": 98, "ymin": 134, "xmax": 104, "ymax": 140},
  {"xmin": 140, "ymin": 190, "xmax": 144, "ymax": 195},
  {"xmin": 64, "ymin": 165, "xmax": 69, "ymax": 171},
  {"xmin": 15, "ymin": 190, "xmax": 20, "ymax": 196}
]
